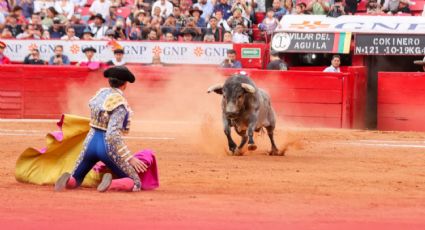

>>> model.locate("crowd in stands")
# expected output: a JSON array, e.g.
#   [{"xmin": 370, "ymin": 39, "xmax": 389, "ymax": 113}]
[{"xmin": 0, "ymin": 0, "xmax": 423, "ymax": 43}]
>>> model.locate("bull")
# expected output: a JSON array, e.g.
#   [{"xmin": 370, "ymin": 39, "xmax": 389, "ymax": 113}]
[{"xmin": 207, "ymin": 73, "xmax": 281, "ymax": 156}]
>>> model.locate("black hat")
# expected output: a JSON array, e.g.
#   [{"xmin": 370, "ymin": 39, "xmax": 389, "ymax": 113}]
[
  {"xmin": 92, "ymin": 13, "xmax": 105, "ymax": 23},
  {"xmin": 114, "ymin": 48, "xmax": 124, "ymax": 54},
  {"xmin": 82, "ymin": 46, "xmax": 97, "ymax": 53},
  {"xmin": 189, "ymin": 7, "xmax": 203, "ymax": 15},
  {"xmin": 104, "ymin": 66, "xmax": 135, "ymax": 83},
  {"xmin": 181, "ymin": 29, "xmax": 196, "ymax": 37}
]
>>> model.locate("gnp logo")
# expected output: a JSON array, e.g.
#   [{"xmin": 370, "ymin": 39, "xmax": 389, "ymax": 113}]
[{"xmin": 289, "ymin": 21, "xmax": 330, "ymax": 30}]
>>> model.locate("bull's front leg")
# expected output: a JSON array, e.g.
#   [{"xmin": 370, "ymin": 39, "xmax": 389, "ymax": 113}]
[
  {"xmin": 247, "ymin": 115, "xmax": 258, "ymax": 151},
  {"xmin": 223, "ymin": 119, "xmax": 237, "ymax": 154}
]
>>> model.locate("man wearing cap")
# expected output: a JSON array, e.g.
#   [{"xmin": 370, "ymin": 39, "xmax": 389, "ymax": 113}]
[
  {"xmin": 77, "ymin": 47, "xmax": 102, "ymax": 69},
  {"xmin": 414, "ymin": 57, "xmax": 425, "ymax": 72},
  {"xmin": 89, "ymin": 14, "xmax": 109, "ymax": 39},
  {"xmin": 55, "ymin": 66, "xmax": 148, "ymax": 192},
  {"xmin": 0, "ymin": 41, "xmax": 11, "ymax": 65},
  {"xmin": 107, "ymin": 49, "xmax": 126, "ymax": 66},
  {"xmin": 267, "ymin": 50, "xmax": 288, "ymax": 70}
]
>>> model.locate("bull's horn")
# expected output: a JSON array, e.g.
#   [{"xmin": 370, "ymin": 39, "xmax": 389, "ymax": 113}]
[
  {"xmin": 207, "ymin": 84, "xmax": 223, "ymax": 94},
  {"xmin": 241, "ymin": 83, "xmax": 256, "ymax": 93}
]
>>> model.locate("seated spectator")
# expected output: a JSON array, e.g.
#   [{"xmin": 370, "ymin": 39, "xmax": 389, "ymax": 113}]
[
  {"xmin": 61, "ymin": 26, "xmax": 80, "ymax": 40},
  {"xmin": 267, "ymin": 50, "xmax": 287, "ymax": 70},
  {"xmin": 55, "ymin": 0, "xmax": 75, "ymax": 20},
  {"xmin": 259, "ymin": 8, "xmax": 279, "ymax": 37},
  {"xmin": 271, "ymin": 0, "xmax": 287, "ymax": 20},
  {"xmin": 42, "ymin": 6, "xmax": 65, "ymax": 30},
  {"xmin": 151, "ymin": 6, "xmax": 165, "ymax": 21},
  {"xmin": 89, "ymin": 14, "xmax": 109, "ymax": 39},
  {"xmin": 181, "ymin": 29, "xmax": 196, "ymax": 41},
  {"xmin": 82, "ymin": 27, "xmax": 94, "ymax": 40},
  {"xmin": 163, "ymin": 31, "xmax": 176, "ymax": 41},
  {"xmin": 323, "ymin": 54, "xmax": 341, "ymax": 72},
  {"xmin": 49, "ymin": 17, "xmax": 66, "ymax": 39},
  {"xmin": 105, "ymin": 5, "xmax": 120, "ymax": 27},
  {"xmin": 24, "ymin": 48, "xmax": 46, "ymax": 65},
  {"xmin": 172, "ymin": 6, "xmax": 186, "ymax": 29},
  {"xmin": 151, "ymin": 0, "xmax": 173, "ymax": 17},
  {"xmin": 128, "ymin": 22, "xmax": 143, "ymax": 40},
  {"xmin": 398, "ymin": 0, "xmax": 413, "ymax": 14},
  {"xmin": 306, "ymin": 0, "xmax": 330, "ymax": 15},
  {"xmin": 295, "ymin": 3, "xmax": 309, "ymax": 15},
  {"xmin": 49, "ymin": 45, "xmax": 70, "ymax": 65},
  {"xmin": 150, "ymin": 54, "xmax": 164, "ymax": 66},
  {"xmin": 5, "ymin": 14, "xmax": 23, "ymax": 37},
  {"xmin": 227, "ymin": 8, "xmax": 250, "ymax": 30},
  {"xmin": 1, "ymin": 27, "xmax": 13, "ymax": 38},
  {"xmin": 220, "ymin": 49, "xmax": 242, "ymax": 68},
  {"xmin": 208, "ymin": 10, "xmax": 231, "ymax": 32},
  {"xmin": 223, "ymin": 30, "xmax": 232, "ymax": 42},
  {"xmin": 29, "ymin": 12, "xmax": 42, "ymax": 26},
  {"xmin": 0, "ymin": 40, "xmax": 11, "ymax": 64},
  {"xmin": 110, "ymin": 19, "xmax": 126, "ymax": 40},
  {"xmin": 366, "ymin": 0, "xmax": 382, "ymax": 14},
  {"xmin": 16, "ymin": 24, "xmax": 43, "ymax": 39},
  {"xmin": 89, "ymin": 0, "xmax": 112, "ymax": 19},
  {"xmin": 232, "ymin": 23, "xmax": 249, "ymax": 43},
  {"xmin": 69, "ymin": 14, "xmax": 85, "ymax": 38},
  {"xmin": 12, "ymin": 6, "xmax": 26, "ymax": 25},
  {"xmin": 193, "ymin": 0, "xmax": 214, "ymax": 21},
  {"xmin": 190, "ymin": 7, "xmax": 206, "ymax": 28},
  {"xmin": 203, "ymin": 32, "xmax": 215, "ymax": 42},
  {"xmin": 161, "ymin": 14, "xmax": 178, "ymax": 37},
  {"xmin": 180, "ymin": 16, "xmax": 203, "ymax": 41},
  {"xmin": 214, "ymin": 0, "xmax": 232, "ymax": 20},
  {"xmin": 76, "ymin": 47, "xmax": 101, "ymax": 69},
  {"xmin": 15, "ymin": 0, "xmax": 34, "ymax": 19},
  {"xmin": 146, "ymin": 28, "xmax": 160, "ymax": 40},
  {"xmin": 205, "ymin": 16, "xmax": 224, "ymax": 42},
  {"xmin": 106, "ymin": 48, "xmax": 126, "ymax": 66},
  {"xmin": 327, "ymin": 0, "xmax": 346, "ymax": 17},
  {"xmin": 231, "ymin": 0, "xmax": 251, "ymax": 19}
]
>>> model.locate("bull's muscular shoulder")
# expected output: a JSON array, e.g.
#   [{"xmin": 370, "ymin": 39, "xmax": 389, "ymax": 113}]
[{"xmin": 103, "ymin": 93, "xmax": 128, "ymax": 112}]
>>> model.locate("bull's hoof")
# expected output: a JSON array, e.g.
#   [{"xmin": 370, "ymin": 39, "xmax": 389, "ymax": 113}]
[
  {"xmin": 247, "ymin": 144, "xmax": 257, "ymax": 151},
  {"xmin": 234, "ymin": 148, "xmax": 245, "ymax": 156},
  {"xmin": 269, "ymin": 149, "xmax": 285, "ymax": 156}
]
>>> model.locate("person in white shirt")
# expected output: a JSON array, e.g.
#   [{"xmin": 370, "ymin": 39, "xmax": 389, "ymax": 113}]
[
  {"xmin": 193, "ymin": 0, "xmax": 214, "ymax": 21},
  {"xmin": 70, "ymin": 0, "xmax": 87, "ymax": 7},
  {"xmin": 61, "ymin": 26, "xmax": 80, "ymax": 40},
  {"xmin": 34, "ymin": 0, "xmax": 55, "ymax": 13},
  {"xmin": 323, "ymin": 55, "xmax": 341, "ymax": 72},
  {"xmin": 151, "ymin": 0, "xmax": 173, "ymax": 18},
  {"xmin": 55, "ymin": 0, "xmax": 75, "ymax": 20},
  {"xmin": 232, "ymin": 24, "xmax": 249, "ymax": 43},
  {"xmin": 89, "ymin": 0, "xmax": 111, "ymax": 19},
  {"xmin": 207, "ymin": 10, "xmax": 231, "ymax": 31},
  {"xmin": 89, "ymin": 14, "xmax": 109, "ymax": 39}
]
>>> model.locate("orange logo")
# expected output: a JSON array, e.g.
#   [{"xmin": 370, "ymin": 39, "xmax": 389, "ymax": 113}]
[
  {"xmin": 70, "ymin": 44, "xmax": 80, "ymax": 54},
  {"xmin": 289, "ymin": 21, "xmax": 330, "ymax": 30},
  {"xmin": 194, "ymin": 47, "xmax": 203, "ymax": 57},
  {"xmin": 152, "ymin": 46, "xmax": 162, "ymax": 56}
]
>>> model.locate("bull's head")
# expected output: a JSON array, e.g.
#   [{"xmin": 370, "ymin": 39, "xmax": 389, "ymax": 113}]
[{"xmin": 207, "ymin": 83, "xmax": 256, "ymax": 119}]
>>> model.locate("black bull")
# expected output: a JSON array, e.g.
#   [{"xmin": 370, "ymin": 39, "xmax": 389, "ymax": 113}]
[{"xmin": 207, "ymin": 74, "xmax": 282, "ymax": 156}]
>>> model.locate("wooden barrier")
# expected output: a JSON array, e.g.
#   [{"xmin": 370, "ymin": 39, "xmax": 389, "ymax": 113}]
[
  {"xmin": 378, "ymin": 72, "xmax": 425, "ymax": 131},
  {"xmin": 0, "ymin": 65, "xmax": 366, "ymax": 129}
]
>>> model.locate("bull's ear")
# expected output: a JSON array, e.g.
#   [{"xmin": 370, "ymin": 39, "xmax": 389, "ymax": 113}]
[
  {"xmin": 241, "ymin": 83, "xmax": 256, "ymax": 94},
  {"xmin": 207, "ymin": 84, "xmax": 223, "ymax": 94}
]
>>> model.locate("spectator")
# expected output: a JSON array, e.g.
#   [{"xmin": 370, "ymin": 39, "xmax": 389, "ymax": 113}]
[
  {"xmin": 49, "ymin": 45, "xmax": 70, "ymax": 65},
  {"xmin": 0, "ymin": 40, "xmax": 11, "ymax": 64},
  {"xmin": 42, "ymin": 7, "xmax": 66, "ymax": 29},
  {"xmin": 295, "ymin": 2, "xmax": 308, "ymax": 15},
  {"xmin": 205, "ymin": 16, "xmax": 224, "ymax": 42},
  {"xmin": 61, "ymin": 26, "xmax": 80, "ymax": 40},
  {"xmin": 152, "ymin": 5, "xmax": 165, "ymax": 21},
  {"xmin": 172, "ymin": 6, "xmax": 186, "ymax": 28},
  {"xmin": 413, "ymin": 57, "xmax": 425, "ymax": 72},
  {"xmin": 1, "ymin": 27, "xmax": 13, "ymax": 38},
  {"xmin": 151, "ymin": 0, "xmax": 173, "ymax": 17},
  {"xmin": 106, "ymin": 48, "xmax": 126, "ymax": 66},
  {"xmin": 70, "ymin": 0, "xmax": 87, "ymax": 7},
  {"xmin": 366, "ymin": 0, "xmax": 382, "ymax": 14},
  {"xmin": 323, "ymin": 54, "xmax": 341, "ymax": 72},
  {"xmin": 327, "ymin": 0, "xmax": 346, "ymax": 17},
  {"xmin": 76, "ymin": 46, "xmax": 101, "ymax": 69},
  {"xmin": 231, "ymin": 0, "xmax": 251, "ymax": 18},
  {"xmin": 345, "ymin": 0, "xmax": 360, "ymax": 14},
  {"xmin": 34, "ymin": 0, "xmax": 55, "ymax": 14},
  {"xmin": 223, "ymin": 30, "xmax": 232, "ymax": 42},
  {"xmin": 271, "ymin": 0, "xmax": 287, "ymax": 20},
  {"xmin": 110, "ymin": 18, "xmax": 126, "ymax": 40},
  {"xmin": 150, "ymin": 54, "xmax": 164, "ymax": 66},
  {"xmin": 203, "ymin": 32, "xmax": 215, "ymax": 42},
  {"xmin": 382, "ymin": 0, "xmax": 400, "ymax": 14},
  {"xmin": 55, "ymin": 0, "xmax": 74, "ymax": 20},
  {"xmin": 82, "ymin": 27, "xmax": 94, "ymax": 40},
  {"xmin": 16, "ymin": 0, "xmax": 34, "ymax": 19},
  {"xmin": 220, "ymin": 49, "xmax": 242, "ymax": 68},
  {"xmin": 89, "ymin": 0, "xmax": 111, "ymax": 19},
  {"xmin": 89, "ymin": 14, "xmax": 108, "ymax": 39},
  {"xmin": 163, "ymin": 31, "xmax": 175, "ymax": 41},
  {"xmin": 259, "ymin": 8, "xmax": 279, "ymax": 37},
  {"xmin": 193, "ymin": 0, "xmax": 214, "ymax": 21},
  {"xmin": 180, "ymin": 16, "xmax": 203, "ymax": 40},
  {"xmin": 398, "ymin": 0, "xmax": 413, "ymax": 14},
  {"xmin": 232, "ymin": 23, "xmax": 249, "ymax": 43},
  {"xmin": 128, "ymin": 21, "xmax": 143, "ymax": 40},
  {"xmin": 16, "ymin": 24, "xmax": 43, "ymax": 39},
  {"xmin": 181, "ymin": 28, "xmax": 195, "ymax": 41},
  {"xmin": 306, "ymin": 0, "xmax": 330, "ymax": 15},
  {"xmin": 190, "ymin": 7, "xmax": 206, "ymax": 28},
  {"xmin": 134, "ymin": 0, "xmax": 151, "ymax": 12},
  {"xmin": 161, "ymin": 14, "xmax": 178, "ymax": 36},
  {"xmin": 29, "ymin": 12, "xmax": 42, "ymax": 26},
  {"xmin": 283, "ymin": 0, "xmax": 295, "ymax": 14},
  {"xmin": 12, "ymin": 6, "xmax": 26, "ymax": 25},
  {"xmin": 105, "ymin": 5, "xmax": 121, "ymax": 27},
  {"xmin": 214, "ymin": 0, "xmax": 232, "ymax": 20},
  {"xmin": 69, "ymin": 14, "xmax": 84, "ymax": 38},
  {"xmin": 146, "ymin": 28, "xmax": 160, "ymax": 40},
  {"xmin": 5, "ymin": 14, "xmax": 23, "ymax": 37},
  {"xmin": 24, "ymin": 48, "xmax": 45, "ymax": 65},
  {"xmin": 266, "ymin": 50, "xmax": 287, "ymax": 70},
  {"xmin": 179, "ymin": 0, "xmax": 191, "ymax": 17},
  {"xmin": 104, "ymin": 28, "xmax": 116, "ymax": 40},
  {"xmin": 209, "ymin": 10, "xmax": 231, "ymax": 31},
  {"xmin": 227, "ymin": 8, "xmax": 250, "ymax": 30},
  {"xmin": 48, "ymin": 17, "xmax": 66, "ymax": 38}
]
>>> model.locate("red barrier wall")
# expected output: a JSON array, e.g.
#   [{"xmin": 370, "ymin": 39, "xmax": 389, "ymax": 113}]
[
  {"xmin": 378, "ymin": 72, "xmax": 425, "ymax": 131},
  {"xmin": 0, "ymin": 65, "xmax": 367, "ymax": 129}
]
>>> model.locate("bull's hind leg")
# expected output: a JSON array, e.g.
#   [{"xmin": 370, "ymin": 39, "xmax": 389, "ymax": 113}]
[{"xmin": 266, "ymin": 126, "xmax": 281, "ymax": 156}]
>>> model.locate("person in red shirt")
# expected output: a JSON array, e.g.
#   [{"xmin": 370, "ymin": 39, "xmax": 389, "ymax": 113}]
[{"xmin": 0, "ymin": 41, "xmax": 11, "ymax": 64}]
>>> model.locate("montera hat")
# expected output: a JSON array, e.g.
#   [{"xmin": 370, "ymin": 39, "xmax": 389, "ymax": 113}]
[
  {"xmin": 113, "ymin": 48, "xmax": 124, "ymax": 54},
  {"xmin": 104, "ymin": 66, "xmax": 135, "ymax": 83},
  {"xmin": 413, "ymin": 56, "xmax": 425, "ymax": 66},
  {"xmin": 82, "ymin": 46, "xmax": 97, "ymax": 53}
]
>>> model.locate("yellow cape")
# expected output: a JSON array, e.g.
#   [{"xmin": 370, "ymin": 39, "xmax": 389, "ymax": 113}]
[{"xmin": 15, "ymin": 114, "xmax": 101, "ymax": 187}]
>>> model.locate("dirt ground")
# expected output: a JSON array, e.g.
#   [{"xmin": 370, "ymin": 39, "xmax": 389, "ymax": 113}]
[{"xmin": 0, "ymin": 119, "xmax": 424, "ymax": 230}]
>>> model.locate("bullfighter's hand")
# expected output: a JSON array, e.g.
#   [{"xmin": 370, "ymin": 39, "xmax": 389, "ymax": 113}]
[{"xmin": 129, "ymin": 157, "xmax": 148, "ymax": 173}]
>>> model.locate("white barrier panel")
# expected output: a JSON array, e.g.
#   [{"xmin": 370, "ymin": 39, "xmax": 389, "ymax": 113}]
[{"xmin": 2, "ymin": 39, "xmax": 233, "ymax": 65}]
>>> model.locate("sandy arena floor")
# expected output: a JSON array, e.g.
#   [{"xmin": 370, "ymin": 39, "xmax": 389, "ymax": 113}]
[{"xmin": 0, "ymin": 119, "xmax": 424, "ymax": 230}]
